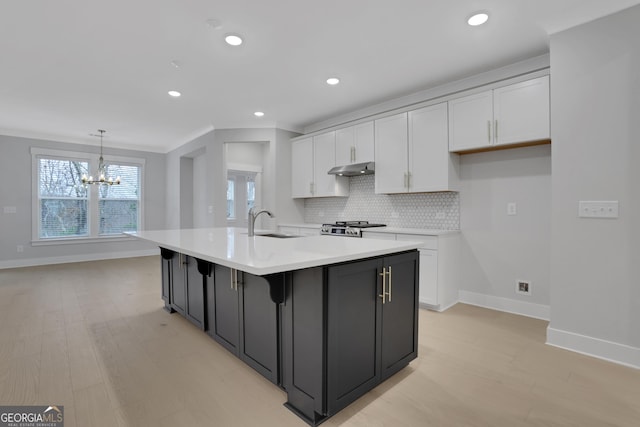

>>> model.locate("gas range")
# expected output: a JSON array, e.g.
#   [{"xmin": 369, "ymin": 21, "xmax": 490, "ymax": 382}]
[{"xmin": 320, "ymin": 221, "xmax": 386, "ymax": 238}]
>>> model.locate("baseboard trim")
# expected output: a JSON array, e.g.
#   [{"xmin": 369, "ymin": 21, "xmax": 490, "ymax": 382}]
[
  {"xmin": 546, "ymin": 327, "xmax": 640, "ymax": 370},
  {"xmin": 0, "ymin": 249, "xmax": 159, "ymax": 269},
  {"xmin": 458, "ymin": 290, "xmax": 550, "ymax": 321}
]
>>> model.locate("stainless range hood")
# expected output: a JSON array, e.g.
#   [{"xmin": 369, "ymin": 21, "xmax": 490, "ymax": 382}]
[{"xmin": 327, "ymin": 162, "xmax": 375, "ymax": 176}]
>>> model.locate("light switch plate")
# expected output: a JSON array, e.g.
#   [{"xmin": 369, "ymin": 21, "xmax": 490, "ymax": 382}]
[
  {"xmin": 3, "ymin": 206, "xmax": 17, "ymax": 214},
  {"xmin": 578, "ymin": 201, "xmax": 619, "ymax": 218}
]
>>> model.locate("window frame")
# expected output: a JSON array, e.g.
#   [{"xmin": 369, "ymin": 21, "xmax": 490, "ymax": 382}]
[{"xmin": 31, "ymin": 147, "xmax": 145, "ymax": 245}]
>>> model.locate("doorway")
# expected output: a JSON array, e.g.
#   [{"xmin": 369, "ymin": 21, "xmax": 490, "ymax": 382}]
[{"xmin": 226, "ymin": 169, "xmax": 259, "ymax": 227}]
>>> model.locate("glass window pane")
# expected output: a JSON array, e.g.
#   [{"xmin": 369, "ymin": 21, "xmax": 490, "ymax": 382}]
[
  {"xmin": 99, "ymin": 164, "xmax": 140, "ymax": 200},
  {"xmin": 247, "ymin": 180, "xmax": 255, "ymax": 211},
  {"xmin": 40, "ymin": 199, "xmax": 88, "ymax": 238},
  {"xmin": 99, "ymin": 200, "xmax": 138, "ymax": 235},
  {"xmin": 227, "ymin": 179, "xmax": 235, "ymax": 218},
  {"xmin": 39, "ymin": 158, "xmax": 88, "ymax": 198}
]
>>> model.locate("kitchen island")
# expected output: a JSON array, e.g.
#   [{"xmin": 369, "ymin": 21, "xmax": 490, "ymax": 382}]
[{"xmin": 127, "ymin": 227, "xmax": 421, "ymax": 425}]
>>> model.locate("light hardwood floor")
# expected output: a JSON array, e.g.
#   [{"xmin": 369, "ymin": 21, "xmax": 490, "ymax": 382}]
[{"xmin": 0, "ymin": 256, "xmax": 638, "ymax": 426}]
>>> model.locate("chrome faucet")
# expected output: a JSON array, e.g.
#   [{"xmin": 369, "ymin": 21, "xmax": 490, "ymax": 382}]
[{"xmin": 248, "ymin": 207, "xmax": 275, "ymax": 237}]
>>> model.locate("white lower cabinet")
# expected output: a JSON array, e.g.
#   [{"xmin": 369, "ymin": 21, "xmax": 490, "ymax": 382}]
[{"xmin": 417, "ymin": 249, "xmax": 438, "ymax": 306}]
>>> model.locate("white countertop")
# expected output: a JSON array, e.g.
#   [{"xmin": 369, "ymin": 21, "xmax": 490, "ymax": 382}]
[
  {"xmin": 278, "ymin": 223, "xmax": 459, "ymax": 236},
  {"xmin": 127, "ymin": 227, "xmax": 423, "ymax": 276}
]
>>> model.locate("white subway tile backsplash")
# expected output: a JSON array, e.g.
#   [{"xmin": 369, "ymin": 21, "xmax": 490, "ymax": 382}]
[{"xmin": 304, "ymin": 175, "xmax": 459, "ymax": 229}]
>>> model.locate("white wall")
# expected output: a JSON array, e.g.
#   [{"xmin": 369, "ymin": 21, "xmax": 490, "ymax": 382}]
[
  {"xmin": 193, "ymin": 154, "xmax": 208, "ymax": 228},
  {"xmin": 0, "ymin": 134, "xmax": 165, "ymax": 268},
  {"xmin": 548, "ymin": 5, "xmax": 640, "ymax": 368},
  {"xmin": 458, "ymin": 145, "xmax": 551, "ymax": 319},
  {"xmin": 165, "ymin": 128, "xmax": 304, "ymax": 231}
]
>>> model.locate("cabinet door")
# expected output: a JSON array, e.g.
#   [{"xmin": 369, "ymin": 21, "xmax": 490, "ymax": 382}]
[
  {"xmin": 185, "ymin": 256, "xmax": 205, "ymax": 330},
  {"xmin": 354, "ymin": 121, "xmax": 374, "ymax": 163},
  {"xmin": 380, "ymin": 251, "xmax": 419, "ymax": 381},
  {"xmin": 160, "ymin": 252, "xmax": 172, "ymax": 306},
  {"xmin": 418, "ymin": 250, "xmax": 438, "ymax": 306},
  {"xmin": 374, "ymin": 112, "xmax": 408, "ymax": 194},
  {"xmin": 238, "ymin": 272, "xmax": 279, "ymax": 384},
  {"xmin": 493, "ymin": 75, "xmax": 550, "ymax": 146},
  {"xmin": 170, "ymin": 254, "xmax": 186, "ymax": 315},
  {"xmin": 409, "ymin": 103, "xmax": 452, "ymax": 192},
  {"xmin": 335, "ymin": 126, "xmax": 355, "ymax": 166},
  {"xmin": 313, "ymin": 131, "xmax": 339, "ymax": 197},
  {"xmin": 327, "ymin": 258, "xmax": 382, "ymax": 415},
  {"xmin": 448, "ymin": 90, "xmax": 493, "ymax": 152},
  {"xmin": 209, "ymin": 265, "xmax": 240, "ymax": 355},
  {"xmin": 291, "ymin": 137, "xmax": 313, "ymax": 198}
]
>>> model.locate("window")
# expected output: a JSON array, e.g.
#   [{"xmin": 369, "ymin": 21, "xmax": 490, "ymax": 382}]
[
  {"xmin": 227, "ymin": 178, "xmax": 235, "ymax": 219},
  {"xmin": 98, "ymin": 164, "xmax": 140, "ymax": 235},
  {"xmin": 38, "ymin": 157, "xmax": 89, "ymax": 238},
  {"xmin": 32, "ymin": 148, "xmax": 144, "ymax": 242},
  {"xmin": 226, "ymin": 170, "xmax": 258, "ymax": 226}
]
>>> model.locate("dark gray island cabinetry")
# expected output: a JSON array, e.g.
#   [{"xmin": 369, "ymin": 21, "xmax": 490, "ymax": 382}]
[
  {"xmin": 283, "ymin": 251, "xmax": 419, "ymax": 424},
  {"xmin": 132, "ymin": 228, "xmax": 422, "ymax": 425},
  {"xmin": 207, "ymin": 265, "xmax": 280, "ymax": 384}
]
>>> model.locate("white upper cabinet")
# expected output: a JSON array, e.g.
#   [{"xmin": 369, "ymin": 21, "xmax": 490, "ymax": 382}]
[
  {"xmin": 291, "ymin": 137, "xmax": 314, "ymax": 198},
  {"xmin": 335, "ymin": 121, "xmax": 375, "ymax": 165},
  {"xmin": 408, "ymin": 103, "xmax": 457, "ymax": 192},
  {"xmin": 493, "ymin": 76, "xmax": 550, "ymax": 146},
  {"xmin": 291, "ymin": 132, "xmax": 349, "ymax": 198},
  {"xmin": 375, "ymin": 103, "xmax": 456, "ymax": 194},
  {"xmin": 448, "ymin": 75, "xmax": 550, "ymax": 152},
  {"xmin": 374, "ymin": 113, "xmax": 409, "ymax": 194}
]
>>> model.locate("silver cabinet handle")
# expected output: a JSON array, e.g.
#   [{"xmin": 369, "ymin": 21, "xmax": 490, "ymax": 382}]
[
  {"xmin": 309, "ymin": 182, "xmax": 314, "ymax": 195},
  {"xmin": 487, "ymin": 120, "xmax": 491, "ymax": 143},
  {"xmin": 230, "ymin": 268, "xmax": 239, "ymax": 291},
  {"xmin": 386, "ymin": 266, "xmax": 392, "ymax": 302},
  {"xmin": 494, "ymin": 119, "xmax": 498, "ymax": 141},
  {"xmin": 407, "ymin": 172, "xmax": 411, "ymax": 190},
  {"xmin": 403, "ymin": 173, "xmax": 408, "ymax": 189},
  {"xmin": 378, "ymin": 267, "xmax": 387, "ymax": 304}
]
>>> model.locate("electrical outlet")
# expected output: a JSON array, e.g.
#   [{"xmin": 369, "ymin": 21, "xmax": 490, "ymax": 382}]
[
  {"xmin": 4, "ymin": 206, "xmax": 17, "ymax": 214},
  {"xmin": 578, "ymin": 201, "xmax": 619, "ymax": 218},
  {"xmin": 391, "ymin": 212, "xmax": 400, "ymax": 219},
  {"xmin": 435, "ymin": 212, "xmax": 446, "ymax": 220},
  {"xmin": 516, "ymin": 280, "xmax": 531, "ymax": 295},
  {"xmin": 507, "ymin": 202, "xmax": 517, "ymax": 216}
]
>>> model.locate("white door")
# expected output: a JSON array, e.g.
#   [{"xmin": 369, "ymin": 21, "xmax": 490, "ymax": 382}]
[
  {"xmin": 291, "ymin": 137, "xmax": 313, "ymax": 198},
  {"xmin": 375, "ymin": 112, "xmax": 408, "ymax": 194},
  {"xmin": 335, "ymin": 126, "xmax": 355, "ymax": 166},
  {"xmin": 448, "ymin": 90, "xmax": 493, "ymax": 152},
  {"xmin": 354, "ymin": 121, "xmax": 375, "ymax": 163},
  {"xmin": 227, "ymin": 170, "xmax": 258, "ymax": 227},
  {"xmin": 313, "ymin": 131, "xmax": 336, "ymax": 197},
  {"xmin": 493, "ymin": 75, "xmax": 550, "ymax": 146},
  {"xmin": 408, "ymin": 102, "xmax": 449, "ymax": 192}
]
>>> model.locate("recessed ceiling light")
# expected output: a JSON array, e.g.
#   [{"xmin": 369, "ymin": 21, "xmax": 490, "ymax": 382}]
[
  {"xmin": 254, "ymin": 111, "xmax": 264, "ymax": 117},
  {"xmin": 468, "ymin": 12, "xmax": 489, "ymax": 26},
  {"xmin": 168, "ymin": 90, "xmax": 181, "ymax": 97},
  {"xmin": 326, "ymin": 77, "xmax": 340, "ymax": 85},
  {"xmin": 225, "ymin": 34, "xmax": 243, "ymax": 46}
]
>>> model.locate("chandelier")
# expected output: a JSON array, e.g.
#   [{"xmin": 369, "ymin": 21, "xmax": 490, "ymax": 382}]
[{"xmin": 81, "ymin": 129, "xmax": 120, "ymax": 185}]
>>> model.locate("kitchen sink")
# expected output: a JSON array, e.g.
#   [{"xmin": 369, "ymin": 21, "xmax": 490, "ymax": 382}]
[{"xmin": 255, "ymin": 232, "xmax": 301, "ymax": 239}]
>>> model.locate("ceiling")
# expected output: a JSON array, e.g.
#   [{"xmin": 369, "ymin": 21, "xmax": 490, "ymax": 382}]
[{"xmin": 2, "ymin": 0, "xmax": 639, "ymax": 153}]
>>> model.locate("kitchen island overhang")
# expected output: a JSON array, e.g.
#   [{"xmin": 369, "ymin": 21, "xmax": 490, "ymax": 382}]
[{"xmin": 127, "ymin": 227, "xmax": 422, "ymax": 426}]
